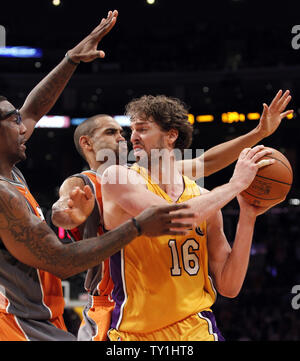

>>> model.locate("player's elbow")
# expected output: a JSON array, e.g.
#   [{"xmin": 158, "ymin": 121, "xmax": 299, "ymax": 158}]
[
  {"xmin": 217, "ymin": 285, "xmax": 241, "ymax": 299},
  {"xmin": 51, "ymin": 205, "xmax": 74, "ymax": 230},
  {"xmin": 51, "ymin": 209, "xmax": 65, "ymax": 228},
  {"xmin": 51, "ymin": 206, "xmax": 61, "ymax": 227}
]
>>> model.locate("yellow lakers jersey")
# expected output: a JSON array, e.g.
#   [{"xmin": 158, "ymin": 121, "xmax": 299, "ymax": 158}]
[{"xmin": 109, "ymin": 165, "xmax": 216, "ymax": 334}]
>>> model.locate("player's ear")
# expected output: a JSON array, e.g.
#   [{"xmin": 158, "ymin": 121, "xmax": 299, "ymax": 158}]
[
  {"xmin": 79, "ymin": 135, "xmax": 93, "ymax": 152},
  {"xmin": 167, "ymin": 128, "xmax": 178, "ymax": 148}
]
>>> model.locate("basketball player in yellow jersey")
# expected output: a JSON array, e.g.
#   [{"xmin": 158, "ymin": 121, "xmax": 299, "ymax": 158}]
[
  {"xmin": 101, "ymin": 95, "xmax": 288, "ymax": 341},
  {"xmin": 51, "ymin": 89, "xmax": 292, "ymax": 340}
]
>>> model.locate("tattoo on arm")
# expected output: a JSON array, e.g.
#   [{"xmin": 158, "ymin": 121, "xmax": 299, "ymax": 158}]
[
  {"xmin": 0, "ymin": 187, "xmax": 58, "ymax": 266},
  {"xmin": 22, "ymin": 58, "xmax": 77, "ymax": 119},
  {"xmin": 0, "ymin": 184, "xmax": 136, "ymax": 278}
]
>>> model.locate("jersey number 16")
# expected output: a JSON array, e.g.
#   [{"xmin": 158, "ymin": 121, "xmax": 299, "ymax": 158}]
[{"xmin": 168, "ymin": 238, "xmax": 200, "ymax": 276}]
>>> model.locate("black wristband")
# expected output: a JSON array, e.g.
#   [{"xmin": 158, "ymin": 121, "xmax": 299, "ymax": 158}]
[
  {"xmin": 65, "ymin": 52, "xmax": 80, "ymax": 66},
  {"xmin": 132, "ymin": 217, "xmax": 142, "ymax": 236}
]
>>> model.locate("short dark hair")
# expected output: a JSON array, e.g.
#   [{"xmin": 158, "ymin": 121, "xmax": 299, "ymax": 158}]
[
  {"xmin": 125, "ymin": 95, "xmax": 193, "ymax": 150},
  {"xmin": 73, "ymin": 114, "xmax": 110, "ymax": 160}
]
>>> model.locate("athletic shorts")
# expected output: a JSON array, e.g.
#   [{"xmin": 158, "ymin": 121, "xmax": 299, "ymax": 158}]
[
  {"xmin": 77, "ymin": 294, "xmax": 115, "ymax": 341},
  {"xmin": 0, "ymin": 312, "xmax": 76, "ymax": 341},
  {"xmin": 107, "ymin": 310, "xmax": 224, "ymax": 341}
]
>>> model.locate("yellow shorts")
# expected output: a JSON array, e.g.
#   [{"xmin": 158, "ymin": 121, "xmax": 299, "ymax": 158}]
[{"xmin": 107, "ymin": 310, "xmax": 224, "ymax": 341}]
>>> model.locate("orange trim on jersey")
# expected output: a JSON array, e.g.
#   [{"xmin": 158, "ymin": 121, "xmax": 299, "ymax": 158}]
[
  {"xmin": 82, "ymin": 171, "xmax": 103, "ymax": 214},
  {"xmin": 0, "ymin": 313, "xmax": 28, "ymax": 341},
  {"xmin": 37, "ymin": 270, "xmax": 65, "ymax": 319},
  {"xmin": 81, "ymin": 171, "xmax": 114, "ymax": 297},
  {"xmin": 14, "ymin": 177, "xmax": 65, "ymax": 319},
  {"xmin": 15, "ymin": 185, "xmax": 42, "ymax": 218}
]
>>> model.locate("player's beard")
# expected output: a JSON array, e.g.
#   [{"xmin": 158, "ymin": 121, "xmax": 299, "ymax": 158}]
[{"xmin": 137, "ymin": 137, "xmax": 167, "ymax": 172}]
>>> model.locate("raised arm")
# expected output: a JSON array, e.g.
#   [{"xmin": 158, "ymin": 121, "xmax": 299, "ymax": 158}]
[
  {"xmin": 20, "ymin": 10, "xmax": 118, "ymax": 140},
  {"xmin": 0, "ymin": 182, "xmax": 193, "ymax": 280},
  {"xmin": 177, "ymin": 90, "xmax": 293, "ymax": 179},
  {"xmin": 51, "ymin": 177, "xmax": 95, "ymax": 229}
]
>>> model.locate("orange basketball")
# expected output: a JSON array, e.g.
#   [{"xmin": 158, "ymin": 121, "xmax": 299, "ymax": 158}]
[{"xmin": 240, "ymin": 147, "xmax": 293, "ymax": 207}]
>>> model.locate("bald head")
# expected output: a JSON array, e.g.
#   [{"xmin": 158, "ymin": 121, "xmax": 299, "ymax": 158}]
[{"xmin": 74, "ymin": 114, "xmax": 111, "ymax": 160}]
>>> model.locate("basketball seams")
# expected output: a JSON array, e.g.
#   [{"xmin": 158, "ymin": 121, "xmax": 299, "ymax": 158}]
[
  {"xmin": 242, "ymin": 189, "xmax": 285, "ymax": 201},
  {"xmin": 263, "ymin": 155, "xmax": 293, "ymax": 176},
  {"xmin": 241, "ymin": 147, "xmax": 293, "ymax": 207},
  {"xmin": 255, "ymin": 174, "xmax": 292, "ymax": 186}
]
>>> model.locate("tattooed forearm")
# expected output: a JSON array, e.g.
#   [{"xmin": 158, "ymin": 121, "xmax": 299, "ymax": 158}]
[
  {"xmin": 8, "ymin": 217, "xmax": 135, "ymax": 279},
  {"xmin": 0, "ymin": 184, "xmax": 137, "ymax": 279},
  {"xmin": 21, "ymin": 58, "xmax": 77, "ymax": 120}
]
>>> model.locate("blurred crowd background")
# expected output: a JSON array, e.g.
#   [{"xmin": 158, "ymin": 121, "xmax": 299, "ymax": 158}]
[{"xmin": 1, "ymin": 0, "xmax": 300, "ymax": 340}]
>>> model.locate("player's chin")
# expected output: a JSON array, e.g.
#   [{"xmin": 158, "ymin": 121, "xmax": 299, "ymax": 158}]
[
  {"xmin": 134, "ymin": 149, "xmax": 148, "ymax": 162},
  {"xmin": 19, "ymin": 150, "xmax": 27, "ymax": 161}
]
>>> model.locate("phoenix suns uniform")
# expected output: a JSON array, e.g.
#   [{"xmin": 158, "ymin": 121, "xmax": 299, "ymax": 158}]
[
  {"xmin": 67, "ymin": 170, "xmax": 114, "ymax": 341},
  {"xmin": 108, "ymin": 165, "xmax": 224, "ymax": 341},
  {"xmin": 0, "ymin": 167, "xmax": 76, "ymax": 341}
]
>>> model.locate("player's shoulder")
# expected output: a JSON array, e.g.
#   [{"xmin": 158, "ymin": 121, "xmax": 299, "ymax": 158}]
[
  {"xmin": 0, "ymin": 180, "xmax": 27, "ymax": 208},
  {"xmin": 102, "ymin": 164, "xmax": 143, "ymax": 184},
  {"xmin": 0, "ymin": 179, "xmax": 20, "ymax": 196}
]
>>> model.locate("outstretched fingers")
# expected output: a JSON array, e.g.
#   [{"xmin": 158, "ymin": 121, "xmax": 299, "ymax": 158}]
[
  {"xmin": 276, "ymin": 90, "xmax": 291, "ymax": 112},
  {"xmin": 93, "ymin": 10, "xmax": 118, "ymax": 40},
  {"xmin": 280, "ymin": 109, "xmax": 294, "ymax": 119},
  {"xmin": 269, "ymin": 89, "xmax": 283, "ymax": 109}
]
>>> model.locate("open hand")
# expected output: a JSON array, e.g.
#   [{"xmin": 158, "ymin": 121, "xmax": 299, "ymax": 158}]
[
  {"xmin": 230, "ymin": 145, "xmax": 275, "ymax": 192},
  {"xmin": 68, "ymin": 10, "xmax": 118, "ymax": 63},
  {"xmin": 257, "ymin": 89, "xmax": 293, "ymax": 138},
  {"xmin": 64, "ymin": 185, "xmax": 95, "ymax": 225}
]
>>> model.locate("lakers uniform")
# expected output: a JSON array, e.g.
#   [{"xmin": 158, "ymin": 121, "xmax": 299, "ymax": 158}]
[
  {"xmin": 108, "ymin": 165, "xmax": 224, "ymax": 341},
  {"xmin": 67, "ymin": 170, "xmax": 114, "ymax": 341},
  {"xmin": 0, "ymin": 167, "xmax": 76, "ymax": 341}
]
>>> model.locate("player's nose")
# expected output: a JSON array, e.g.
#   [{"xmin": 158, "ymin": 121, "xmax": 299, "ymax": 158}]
[
  {"xmin": 118, "ymin": 132, "xmax": 125, "ymax": 142},
  {"xmin": 19, "ymin": 121, "xmax": 27, "ymax": 135},
  {"xmin": 130, "ymin": 129, "xmax": 140, "ymax": 143}
]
